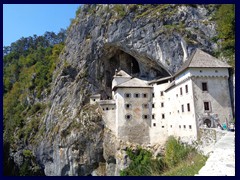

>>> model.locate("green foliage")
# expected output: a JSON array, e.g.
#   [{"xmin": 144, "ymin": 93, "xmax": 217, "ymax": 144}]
[
  {"xmin": 214, "ymin": 4, "xmax": 235, "ymax": 66},
  {"xmin": 113, "ymin": 5, "xmax": 126, "ymax": 18},
  {"xmin": 3, "ymin": 32, "xmax": 64, "ymax": 145},
  {"xmin": 164, "ymin": 136, "xmax": 190, "ymax": 167},
  {"xmin": 121, "ymin": 137, "xmax": 206, "ymax": 176},
  {"xmin": 121, "ymin": 147, "xmax": 166, "ymax": 176},
  {"xmin": 75, "ymin": 5, "xmax": 82, "ymax": 16},
  {"xmin": 23, "ymin": 150, "xmax": 33, "ymax": 158}
]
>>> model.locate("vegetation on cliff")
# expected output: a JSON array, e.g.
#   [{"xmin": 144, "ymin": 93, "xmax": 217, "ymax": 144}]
[
  {"xmin": 3, "ymin": 31, "xmax": 66, "ymax": 175},
  {"xmin": 120, "ymin": 136, "xmax": 207, "ymax": 176}
]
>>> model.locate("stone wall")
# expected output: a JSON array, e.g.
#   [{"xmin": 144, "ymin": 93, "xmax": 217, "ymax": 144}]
[{"xmin": 197, "ymin": 127, "xmax": 227, "ymax": 155}]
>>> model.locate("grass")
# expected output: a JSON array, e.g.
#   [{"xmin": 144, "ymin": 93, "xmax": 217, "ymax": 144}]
[
  {"xmin": 161, "ymin": 153, "xmax": 207, "ymax": 176},
  {"xmin": 121, "ymin": 136, "xmax": 208, "ymax": 176}
]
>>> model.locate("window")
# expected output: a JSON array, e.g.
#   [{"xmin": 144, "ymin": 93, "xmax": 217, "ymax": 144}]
[
  {"xmin": 185, "ymin": 85, "xmax": 188, "ymax": 93},
  {"xmin": 152, "ymin": 104, "xmax": 155, "ymax": 108},
  {"xmin": 125, "ymin": 114, "xmax": 132, "ymax": 120},
  {"xmin": 184, "ymin": 125, "xmax": 186, "ymax": 129},
  {"xmin": 102, "ymin": 108, "xmax": 105, "ymax": 111},
  {"xmin": 125, "ymin": 104, "xmax": 132, "ymax": 109},
  {"xmin": 169, "ymin": 112, "xmax": 171, "ymax": 115},
  {"xmin": 134, "ymin": 93, "xmax": 140, "ymax": 98},
  {"xmin": 187, "ymin": 103, "xmax": 190, "ymax": 112},
  {"xmin": 179, "ymin": 125, "xmax": 181, "ymax": 129},
  {"xmin": 112, "ymin": 108, "xmax": 114, "ymax": 110},
  {"xmin": 153, "ymin": 123, "xmax": 156, "ymax": 127},
  {"xmin": 202, "ymin": 82, "xmax": 208, "ymax": 91},
  {"xmin": 93, "ymin": 99, "xmax": 96, "ymax": 101},
  {"xmin": 161, "ymin": 102, "xmax": 164, "ymax": 107},
  {"xmin": 142, "ymin": 104, "xmax": 149, "ymax": 109},
  {"xmin": 162, "ymin": 114, "xmax": 165, "ymax": 119},
  {"xmin": 204, "ymin": 102, "xmax": 211, "ymax": 112},
  {"xmin": 200, "ymin": 70, "xmax": 202, "ymax": 73},
  {"xmin": 176, "ymin": 94, "xmax": 178, "ymax": 97},
  {"xmin": 178, "ymin": 110, "xmax": 180, "ymax": 113},
  {"xmin": 162, "ymin": 126, "xmax": 165, "ymax": 128},
  {"xmin": 181, "ymin": 105, "xmax": 184, "ymax": 112},
  {"xmin": 189, "ymin": 125, "xmax": 192, "ymax": 129},
  {"xmin": 125, "ymin": 93, "xmax": 131, "ymax": 98},
  {"xmin": 142, "ymin": 93, "xmax": 148, "ymax": 98},
  {"xmin": 142, "ymin": 115, "xmax": 149, "ymax": 119},
  {"xmin": 152, "ymin": 114, "xmax": 155, "ymax": 119},
  {"xmin": 215, "ymin": 70, "xmax": 218, "ymax": 73},
  {"xmin": 180, "ymin": 87, "xmax": 183, "ymax": 95},
  {"xmin": 106, "ymin": 107, "xmax": 109, "ymax": 110},
  {"xmin": 160, "ymin": 91, "xmax": 164, "ymax": 96},
  {"xmin": 152, "ymin": 93, "xmax": 155, "ymax": 98},
  {"xmin": 170, "ymin": 125, "xmax": 172, "ymax": 128}
]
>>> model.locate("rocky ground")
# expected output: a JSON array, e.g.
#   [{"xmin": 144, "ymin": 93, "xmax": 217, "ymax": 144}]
[{"xmin": 195, "ymin": 131, "xmax": 235, "ymax": 176}]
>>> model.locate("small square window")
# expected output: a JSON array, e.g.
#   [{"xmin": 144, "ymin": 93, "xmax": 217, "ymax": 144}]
[
  {"xmin": 162, "ymin": 114, "xmax": 165, "ymax": 119},
  {"xmin": 200, "ymin": 70, "xmax": 202, "ymax": 73},
  {"xmin": 187, "ymin": 103, "xmax": 190, "ymax": 112},
  {"xmin": 162, "ymin": 126, "xmax": 164, "ymax": 128},
  {"xmin": 125, "ymin": 93, "xmax": 131, "ymax": 98},
  {"xmin": 202, "ymin": 82, "xmax": 208, "ymax": 91},
  {"xmin": 143, "ymin": 93, "xmax": 148, "ymax": 98},
  {"xmin": 170, "ymin": 125, "xmax": 172, "ymax": 128},
  {"xmin": 179, "ymin": 125, "xmax": 181, "ymax": 129},
  {"xmin": 103, "ymin": 108, "xmax": 105, "ymax": 111},
  {"xmin": 161, "ymin": 102, "xmax": 164, "ymax": 107},
  {"xmin": 142, "ymin": 115, "xmax": 149, "ymax": 119},
  {"xmin": 142, "ymin": 104, "xmax": 148, "ymax": 108},
  {"xmin": 93, "ymin": 99, "xmax": 96, "ymax": 101},
  {"xmin": 152, "ymin": 104, "xmax": 155, "ymax": 108},
  {"xmin": 184, "ymin": 125, "xmax": 186, "ymax": 129},
  {"xmin": 204, "ymin": 102, "xmax": 211, "ymax": 112},
  {"xmin": 215, "ymin": 70, "xmax": 218, "ymax": 73},
  {"xmin": 153, "ymin": 123, "xmax": 156, "ymax": 127},
  {"xmin": 134, "ymin": 93, "xmax": 140, "ymax": 98},
  {"xmin": 189, "ymin": 125, "xmax": 192, "ymax": 129},
  {"xmin": 125, "ymin": 104, "xmax": 131, "ymax": 109},
  {"xmin": 125, "ymin": 114, "xmax": 132, "ymax": 120},
  {"xmin": 106, "ymin": 107, "xmax": 109, "ymax": 110}
]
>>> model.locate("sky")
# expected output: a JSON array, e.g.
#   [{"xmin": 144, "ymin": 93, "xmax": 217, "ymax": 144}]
[{"xmin": 3, "ymin": 4, "xmax": 81, "ymax": 46}]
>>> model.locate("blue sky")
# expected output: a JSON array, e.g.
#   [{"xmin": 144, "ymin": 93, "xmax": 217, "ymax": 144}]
[{"xmin": 3, "ymin": 4, "xmax": 81, "ymax": 46}]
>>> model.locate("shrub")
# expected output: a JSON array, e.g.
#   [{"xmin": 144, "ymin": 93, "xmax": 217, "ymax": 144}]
[{"xmin": 164, "ymin": 136, "xmax": 190, "ymax": 167}]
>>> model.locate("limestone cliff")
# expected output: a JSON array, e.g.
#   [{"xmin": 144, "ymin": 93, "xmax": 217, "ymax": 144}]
[{"xmin": 12, "ymin": 4, "xmax": 220, "ymax": 175}]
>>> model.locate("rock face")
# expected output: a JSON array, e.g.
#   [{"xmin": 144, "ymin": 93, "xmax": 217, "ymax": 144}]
[{"xmin": 13, "ymin": 4, "xmax": 220, "ymax": 176}]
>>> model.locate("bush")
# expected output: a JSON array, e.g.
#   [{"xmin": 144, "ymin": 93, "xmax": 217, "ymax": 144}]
[{"xmin": 164, "ymin": 136, "xmax": 190, "ymax": 167}]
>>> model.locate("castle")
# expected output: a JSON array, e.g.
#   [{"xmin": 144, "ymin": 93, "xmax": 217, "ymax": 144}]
[{"xmin": 90, "ymin": 49, "xmax": 233, "ymax": 146}]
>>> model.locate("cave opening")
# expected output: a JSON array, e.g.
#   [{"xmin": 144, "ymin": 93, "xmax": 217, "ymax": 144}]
[{"xmin": 101, "ymin": 49, "xmax": 170, "ymax": 99}]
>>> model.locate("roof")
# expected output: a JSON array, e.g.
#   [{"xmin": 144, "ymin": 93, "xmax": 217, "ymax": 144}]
[
  {"xmin": 90, "ymin": 94, "xmax": 101, "ymax": 98},
  {"xmin": 148, "ymin": 76, "xmax": 172, "ymax": 85},
  {"xmin": 114, "ymin": 70, "xmax": 131, "ymax": 78},
  {"xmin": 174, "ymin": 48, "xmax": 231, "ymax": 77},
  {"xmin": 113, "ymin": 77, "xmax": 152, "ymax": 91},
  {"xmin": 98, "ymin": 100, "xmax": 115, "ymax": 105},
  {"xmin": 164, "ymin": 81, "xmax": 176, "ymax": 92}
]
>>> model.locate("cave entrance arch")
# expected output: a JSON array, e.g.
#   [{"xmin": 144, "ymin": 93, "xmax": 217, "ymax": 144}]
[{"xmin": 101, "ymin": 48, "xmax": 170, "ymax": 99}]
